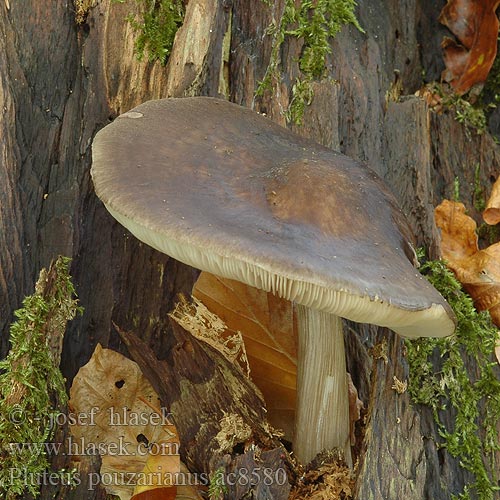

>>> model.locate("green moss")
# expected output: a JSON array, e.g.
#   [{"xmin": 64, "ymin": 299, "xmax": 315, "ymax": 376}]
[
  {"xmin": 453, "ymin": 97, "xmax": 489, "ymax": 136},
  {"xmin": 406, "ymin": 252, "xmax": 500, "ymax": 500},
  {"xmin": 257, "ymin": 0, "xmax": 363, "ymax": 124},
  {"xmin": 473, "ymin": 162, "xmax": 486, "ymax": 212},
  {"xmin": 425, "ymin": 83, "xmax": 489, "ymax": 136},
  {"xmin": 208, "ymin": 466, "xmax": 228, "ymax": 500},
  {"xmin": 452, "ymin": 177, "xmax": 461, "ymax": 202},
  {"xmin": 0, "ymin": 257, "xmax": 82, "ymax": 499},
  {"xmin": 114, "ymin": 0, "xmax": 185, "ymax": 65},
  {"xmin": 286, "ymin": 77, "xmax": 315, "ymax": 123}
]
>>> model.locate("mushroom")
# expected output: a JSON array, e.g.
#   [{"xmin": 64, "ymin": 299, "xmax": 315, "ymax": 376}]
[{"xmin": 91, "ymin": 97, "xmax": 456, "ymax": 466}]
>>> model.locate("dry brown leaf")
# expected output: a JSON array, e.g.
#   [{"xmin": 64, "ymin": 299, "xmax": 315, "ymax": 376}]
[
  {"xmin": 69, "ymin": 344, "xmax": 202, "ymax": 500},
  {"xmin": 435, "ymin": 200, "xmax": 500, "ymax": 326},
  {"xmin": 435, "ymin": 199, "xmax": 479, "ymax": 262},
  {"xmin": 455, "ymin": 243, "xmax": 500, "ymax": 325},
  {"xmin": 192, "ymin": 272, "xmax": 297, "ymax": 439},
  {"xmin": 483, "ymin": 176, "xmax": 500, "ymax": 225},
  {"xmin": 439, "ymin": 0, "xmax": 500, "ymax": 94}
]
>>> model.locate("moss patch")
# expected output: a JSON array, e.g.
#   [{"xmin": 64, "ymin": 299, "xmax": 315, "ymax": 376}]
[
  {"xmin": 257, "ymin": 0, "xmax": 363, "ymax": 124},
  {"xmin": 114, "ymin": 0, "xmax": 185, "ymax": 65},
  {"xmin": 406, "ymin": 252, "xmax": 500, "ymax": 500},
  {"xmin": 0, "ymin": 257, "xmax": 82, "ymax": 499}
]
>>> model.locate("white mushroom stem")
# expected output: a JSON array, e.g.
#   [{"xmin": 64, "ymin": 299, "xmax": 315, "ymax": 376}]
[{"xmin": 294, "ymin": 305, "xmax": 352, "ymax": 467}]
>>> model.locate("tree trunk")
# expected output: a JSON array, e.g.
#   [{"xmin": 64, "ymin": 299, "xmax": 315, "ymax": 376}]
[{"xmin": 1, "ymin": 1, "xmax": 499, "ymax": 499}]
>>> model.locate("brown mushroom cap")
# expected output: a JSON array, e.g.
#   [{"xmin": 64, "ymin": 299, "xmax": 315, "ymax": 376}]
[{"xmin": 91, "ymin": 97, "xmax": 456, "ymax": 338}]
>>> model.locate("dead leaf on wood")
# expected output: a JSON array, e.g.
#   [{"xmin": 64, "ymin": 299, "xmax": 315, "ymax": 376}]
[
  {"xmin": 435, "ymin": 199, "xmax": 479, "ymax": 262},
  {"xmin": 483, "ymin": 176, "xmax": 500, "ymax": 225},
  {"xmin": 435, "ymin": 200, "xmax": 500, "ymax": 327},
  {"xmin": 192, "ymin": 272, "xmax": 297, "ymax": 439},
  {"xmin": 439, "ymin": 0, "xmax": 500, "ymax": 94},
  {"xmin": 69, "ymin": 344, "xmax": 202, "ymax": 500}
]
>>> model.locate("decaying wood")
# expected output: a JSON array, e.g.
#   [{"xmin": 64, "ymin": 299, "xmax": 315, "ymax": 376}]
[
  {"xmin": 2, "ymin": 0, "xmax": 500, "ymax": 498},
  {"xmin": 2, "ymin": 257, "xmax": 71, "ymax": 407},
  {"xmin": 116, "ymin": 322, "xmax": 292, "ymax": 500},
  {"xmin": 383, "ymin": 98, "xmax": 442, "ymax": 257},
  {"xmin": 165, "ymin": 0, "xmax": 231, "ymax": 97},
  {"xmin": 221, "ymin": 448, "xmax": 293, "ymax": 500},
  {"xmin": 355, "ymin": 327, "xmax": 428, "ymax": 499}
]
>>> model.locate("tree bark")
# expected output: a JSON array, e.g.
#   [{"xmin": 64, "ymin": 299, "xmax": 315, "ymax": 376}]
[{"xmin": 1, "ymin": 0, "xmax": 499, "ymax": 499}]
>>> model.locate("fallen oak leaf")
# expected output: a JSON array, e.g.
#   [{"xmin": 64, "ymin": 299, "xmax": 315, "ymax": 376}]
[
  {"xmin": 435, "ymin": 199, "xmax": 500, "ymax": 326},
  {"xmin": 439, "ymin": 0, "xmax": 500, "ymax": 94},
  {"xmin": 434, "ymin": 199, "xmax": 479, "ymax": 262},
  {"xmin": 454, "ymin": 243, "xmax": 500, "ymax": 324}
]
